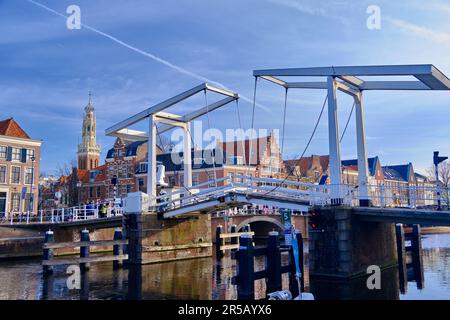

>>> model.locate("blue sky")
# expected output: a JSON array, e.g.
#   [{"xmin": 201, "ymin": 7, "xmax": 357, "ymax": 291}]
[{"xmin": 1, "ymin": 0, "xmax": 450, "ymax": 175}]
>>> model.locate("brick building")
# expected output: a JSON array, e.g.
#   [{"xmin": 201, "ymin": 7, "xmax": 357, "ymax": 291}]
[
  {"xmin": 135, "ymin": 133, "xmax": 285, "ymax": 191},
  {"xmin": 0, "ymin": 118, "xmax": 41, "ymax": 216}
]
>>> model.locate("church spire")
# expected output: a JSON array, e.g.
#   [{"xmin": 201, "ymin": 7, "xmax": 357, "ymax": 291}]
[{"xmin": 78, "ymin": 92, "xmax": 101, "ymax": 170}]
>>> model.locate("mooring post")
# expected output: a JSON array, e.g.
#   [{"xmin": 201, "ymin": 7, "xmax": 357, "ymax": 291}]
[
  {"xmin": 296, "ymin": 230, "xmax": 305, "ymax": 291},
  {"xmin": 216, "ymin": 225, "xmax": 223, "ymax": 260},
  {"xmin": 266, "ymin": 231, "xmax": 282, "ymax": 294},
  {"xmin": 411, "ymin": 224, "xmax": 424, "ymax": 289},
  {"xmin": 230, "ymin": 224, "xmax": 238, "ymax": 252},
  {"xmin": 237, "ymin": 235, "xmax": 254, "ymax": 300},
  {"xmin": 395, "ymin": 223, "xmax": 407, "ymax": 293},
  {"xmin": 113, "ymin": 228, "xmax": 124, "ymax": 270},
  {"xmin": 288, "ymin": 231, "xmax": 302, "ymax": 297},
  {"xmin": 80, "ymin": 229, "xmax": 90, "ymax": 273},
  {"xmin": 43, "ymin": 230, "xmax": 54, "ymax": 275}
]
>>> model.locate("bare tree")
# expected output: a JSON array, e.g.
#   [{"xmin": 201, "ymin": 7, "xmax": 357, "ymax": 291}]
[
  {"xmin": 427, "ymin": 161, "xmax": 450, "ymax": 206},
  {"xmin": 55, "ymin": 158, "xmax": 77, "ymax": 177}
]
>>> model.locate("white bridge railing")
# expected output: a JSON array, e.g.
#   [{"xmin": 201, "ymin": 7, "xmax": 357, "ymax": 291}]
[
  {"xmin": 0, "ymin": 206, "xmax": 124, "ymax": 225},
  {"xmin": 153, "ymin": 174, "xmax": 449, "ymax": 213}
]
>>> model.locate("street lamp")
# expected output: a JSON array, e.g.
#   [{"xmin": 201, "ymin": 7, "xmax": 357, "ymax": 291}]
[
  {"xmin": 29, "ymin": 155, "xmax": 36, "ymax": 213},
  {"xmin": 433, "ymin": 151, "xmax": 448, "ymax": 211}
]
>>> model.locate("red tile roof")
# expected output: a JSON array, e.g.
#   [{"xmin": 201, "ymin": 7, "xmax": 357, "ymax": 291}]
[{"xmin": 0, "ymin": 118, "xmax": 30, "ymax": 139}]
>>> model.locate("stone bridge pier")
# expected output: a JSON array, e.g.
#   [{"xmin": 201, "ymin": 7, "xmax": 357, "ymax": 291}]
[
  {"xmin": 125, "ymin": 212, "xmax": 212, "ymax": 264},
  {"xmin": 309, "ymin": 206, "xmax": 397, "ymax": 279}
]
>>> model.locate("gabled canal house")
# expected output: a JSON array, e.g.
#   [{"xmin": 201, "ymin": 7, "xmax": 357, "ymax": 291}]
[{"xmin": 0, "ymin": 118, "xmax": 41, "ymax": 216}]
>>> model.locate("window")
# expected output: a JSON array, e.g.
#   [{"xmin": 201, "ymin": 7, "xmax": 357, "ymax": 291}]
[
  {"xmin": 119, "ymin": 166, "xmax": 127, "ymax": 178},
  {"xmin": 25, "ymin": 168, "xmax": 34, "ymax": 184},
  {"xmin": 12, "ymin": 148, "xmax": 21, "ymax": 161},
  {"xmin": 24, "ymin": 193, "xmax": 32, "ymax": 212},
  {"xmin": 192, "ymin": 174, "xmax": 199, "ymax": 186},
  {"xmin": 89, "ymin": 187, "xmax": 94, "ymax": 198},
  {"xmin": 139, "ymin": 162, "xmax": 148, "ymax": 173},
  {"xmin": 96, "ymin": 187, "xmax": 101, "ymax": 198},
  {"xmin": 0, "ymin": 166, "xmax": 6, "ymax": 183},
  {"xmin": 138, "ymin": 178, "xmax": 145, "ymax": 191},
  {"xmin": 11, "ymin": 193, "xmax": 20, "ymax": 212},
  {"xmin": 26, "ymin": 149, "xmax": 35, "ymax": 161},
  {"xmin": 208, "ymin": 172, "xmax": 215, "ymax": 187},
  {"xmin": 228, "ymin": 156, "xmax": 243, "ymax": 165},
  {"xmin": 0, "ymin": 146, "xmax": 6, "ymax": 159},
  {"xmin": 11, "ymin": 166, "xmax": 20, "ymax": 184},
  {"xmin": 126, "ymin": 184, "xmax": 132, "ymax": 194}
]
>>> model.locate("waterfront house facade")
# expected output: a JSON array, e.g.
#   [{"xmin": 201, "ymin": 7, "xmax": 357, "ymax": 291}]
[{"xmin": 0, "ymin": 118, "xmax": 41, "ymax": 216}]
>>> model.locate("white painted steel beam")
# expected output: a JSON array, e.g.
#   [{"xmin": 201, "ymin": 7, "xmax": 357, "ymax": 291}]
[
  {"xmin": 327, "ymin": 77, "xmax": 343, "ymax": 203},
  {"xmin": 354, "ymin": 93, "xmax": 370, "ymax": 205},
  {"xmin": 105, "ymin": 83, "xmax": 207, "ymax": 136},
  {"xmin": 254, "ymin": 64, "xmax": 450, "ymax": 90},
  {"xmin": 148, "ymin": 114, "xmax": 157, "ymax": 206}
]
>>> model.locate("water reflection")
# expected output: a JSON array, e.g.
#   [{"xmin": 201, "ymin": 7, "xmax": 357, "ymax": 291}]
[{"xmin": 0, "ymin": 234, "xmax": 449, "ymax": 300}]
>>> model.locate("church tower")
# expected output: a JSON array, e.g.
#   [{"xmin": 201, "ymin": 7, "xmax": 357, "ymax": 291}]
[{"xmin": 77, "ymin": 92, "xmax": 101, "ymax": 170}]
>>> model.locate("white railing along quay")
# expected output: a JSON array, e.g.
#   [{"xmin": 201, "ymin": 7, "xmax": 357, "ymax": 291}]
[{"xmin": 0, "ymin": 206, "xmax": 124, "ymax": 225}]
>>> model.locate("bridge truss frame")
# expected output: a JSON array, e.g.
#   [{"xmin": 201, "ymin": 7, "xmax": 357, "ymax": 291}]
[
  {"xmin": 105, "ymin": 83, "xmax": 239, "ymax": 205},
  {"xmin": 253, "ymin": 64, "xmax": 450, "ymax": 206}
]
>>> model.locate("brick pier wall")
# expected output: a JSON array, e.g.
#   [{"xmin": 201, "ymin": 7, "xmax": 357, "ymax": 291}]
[{"xmin": 309, "ymin": 206, "xmax": 397, "ymax": 279}]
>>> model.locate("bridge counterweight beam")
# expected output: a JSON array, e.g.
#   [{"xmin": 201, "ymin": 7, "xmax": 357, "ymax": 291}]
[
  {"xmin": 355, "ymin": 93, "xmax": 371, "ymax": 206},
  {"xmin": 183, "ymin": 121, "xmax": 192, "ymax": 189},
  {"xmin": 148, "ymin": 114, "xmax": 157, "ymax": 206},
  {"xmin": 327, "ymin": 76, "xmax": 343, "ymax": 204}
]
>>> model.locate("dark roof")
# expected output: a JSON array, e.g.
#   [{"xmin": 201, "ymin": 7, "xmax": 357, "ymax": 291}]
[
  {"xmin": 382, "ymin": 163, "xmax": 413, "ymax": 182},
  {"xmin": 341, "ymin": 157, "xmax": 379, "ymax": 176},
  {"xmin": 136, "ymin": 149, "xmax": 226, "ymax": 174},
  {"xmin": 414, "ymin": 172, "xmax": 429, "ymax": 182},
  {"xmin": 106, "ymin": 140, "xmax": 147, "ymax": 159}
]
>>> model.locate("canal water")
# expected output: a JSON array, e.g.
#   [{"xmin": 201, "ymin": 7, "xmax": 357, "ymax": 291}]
[{"xmin": 0, "ymin": 234, "xmax": 449, "ymax": 300}]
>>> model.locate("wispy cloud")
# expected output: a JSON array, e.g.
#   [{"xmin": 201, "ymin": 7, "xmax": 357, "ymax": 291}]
[
  {"xmin": 25, "ymin": 0, "xmax": 270, "ymax": 112},
  {"xmin": 386, "ymin": 16, "xmax": 450, "ymax": 44},
  {"xmin": 266, "ymin": 0, "xmax": 350, "ymax": 25}
]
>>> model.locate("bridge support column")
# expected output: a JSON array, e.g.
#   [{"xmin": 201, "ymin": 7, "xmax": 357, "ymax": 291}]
[
  {"xmin": 183, "ymin": 122, "xmax": 192, "ymax": 189},
  {"xmin": 148, "ymin": 114, "xmax": 157, "ymax": 206},
  {"xmin": 355, "ymin": 93, "xmax": 371, "ymax": 207},
  {"xmin": 125, "ymin": 211, "xmax": 212, "ymax": 265},
  {"xmin": 327, "ymin": 77, "xmax": 343, "ymax": 205},
  {"xmin": 309, "ymin": 206, "xmax": 396, "ymax": 279}
]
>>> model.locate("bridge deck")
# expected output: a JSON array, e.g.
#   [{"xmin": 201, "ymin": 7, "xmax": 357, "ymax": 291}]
[
  {"xmin": 353, "ymin": 207, "xmax": 450, "ymax": 226},
  {"xmin": 163, "ymin": 191, "xmax": 310, "ymax": 218}
]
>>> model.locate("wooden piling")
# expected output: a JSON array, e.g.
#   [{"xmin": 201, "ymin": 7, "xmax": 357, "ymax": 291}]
[
  {"xmin": 266, "ymin": 231, "xmax": 282, "ymax": 293},
  {"xmin": 230, "ymin": 224, "xmax": 238, "ymax": 252},
  {"xmin": 43, "ymin": 230, "xmax": 54, "ymax": 275},
  {"xmin": 411, "ymin": 224, "xmax": 424, "ymax": 289},
  {"xmin": 216, "ymin": 225, "xmax": 224, "ymax": 260},
  {"xmin": 237, "ymin": 235, "xmax": 254, "ymax": 300},
  {"xmin": 113, "ymin": 228, "xmax": 124, "ymax": 270},
  {"xmin": 80, "ymin": 229, "xmax": 90, "ymax": 272},
  {"xmin": 395, "ymin": 223, "xmax": 408, "ymax": 294}
]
